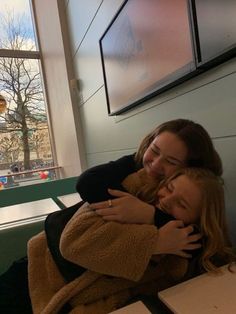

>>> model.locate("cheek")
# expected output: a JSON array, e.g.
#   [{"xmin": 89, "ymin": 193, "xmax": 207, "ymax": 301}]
[
  {"xmin": 172, "ymin": 209, "xmax": 189, "ymax": 224},
  {"xmin": 181, "ymin": 210, "xmax": 199, "ymax": 225},
  {"xmin": 143, "ymin": 149, "xmax": 151, "ymax": 163},
  {"xmin": 165, "ymin": 165, "xmax": 182, "ymax": 178}
]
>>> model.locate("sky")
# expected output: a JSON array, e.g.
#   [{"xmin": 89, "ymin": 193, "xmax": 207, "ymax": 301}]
[
  {"xmin": 0, "ymin": 0, "xmax": 39, "ymax": 114},
  {"xmin": 1, "ymin": 0, "xmax": 31, "ymax": 15},
  {"xmin": 0, "ymin": 0, "xmax": 36, "ymax": 45}
]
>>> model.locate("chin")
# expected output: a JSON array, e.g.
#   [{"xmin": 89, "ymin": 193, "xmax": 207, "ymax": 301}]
[{"xmin": 145, "ymin": 166, "xmax": 163, "ymax": 179}]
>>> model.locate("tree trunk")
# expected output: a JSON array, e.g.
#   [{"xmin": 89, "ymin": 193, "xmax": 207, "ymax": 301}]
[{"xmin": 22, "ymin": 120, "xmax": 31, "ymax": 171}]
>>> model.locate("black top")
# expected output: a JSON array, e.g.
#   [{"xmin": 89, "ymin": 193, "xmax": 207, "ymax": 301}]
[
  {"xmin": 76, "ymin": 153, "xmax": 175, "ymax": 228},
  {"xmin": 76, "ymin": 154, "xmax": 137, "ymax": 203}
]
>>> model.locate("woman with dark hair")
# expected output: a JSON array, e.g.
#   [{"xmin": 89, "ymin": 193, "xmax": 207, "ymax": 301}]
[
  {"xmin": 135, "ymin": 119, "xmax": 222, "ymax": 175},
  {"xmin": 80, "ymin": 119, "xmax": 222, "ymax": 254}
]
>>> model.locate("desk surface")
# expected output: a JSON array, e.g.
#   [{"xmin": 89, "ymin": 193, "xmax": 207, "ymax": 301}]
[
  {"xmin": 110, "ymin": 301, "xmax": 151, "ymax": 313},
  {"xmin": 0, "ymin": 198, "xmax": 60, "ymax": 225},
  {"xmin": 57, "ymin": 193, "xmax": 81, "ymax": 207},
  {"xmin": 158, "ymin": 264, "xmax": 236, "ymax": 314}
]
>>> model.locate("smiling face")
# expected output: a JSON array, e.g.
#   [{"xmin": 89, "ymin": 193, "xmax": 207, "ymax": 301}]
[
  {"xmin": 157, "ymin": 174, "xmax": 202, "ymax": 225},
  {"xmin": 143, "ymin": 131, "xmax": 188, "ymax": 179}
]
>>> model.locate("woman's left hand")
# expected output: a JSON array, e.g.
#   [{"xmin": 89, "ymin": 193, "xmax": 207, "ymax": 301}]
[{"xmin": 89, "ymin": 188, "xmax": 155, "ymax": 224}]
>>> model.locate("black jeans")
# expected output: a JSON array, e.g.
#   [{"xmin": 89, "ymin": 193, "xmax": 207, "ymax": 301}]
[
  {"xmin": 0, "ymin": 257, "xmax": 32, "ymax": 314},
  {"xmin": 0, "ymin": 256, "xmax": 71, "ymax": 314}
]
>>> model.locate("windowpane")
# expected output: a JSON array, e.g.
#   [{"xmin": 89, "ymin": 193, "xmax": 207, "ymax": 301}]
[
  {"xmin": 0, "ymin": 0, "xmax": 37, "ymax": 51},
  {"xmin": 0, "ymin": 57, "xmax": 55, "ymax": 188}
]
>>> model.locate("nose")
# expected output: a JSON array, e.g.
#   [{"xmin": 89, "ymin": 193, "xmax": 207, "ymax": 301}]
[{"xmin": 151, "ymin": 155, "xmax": 165, "ymax": 173}]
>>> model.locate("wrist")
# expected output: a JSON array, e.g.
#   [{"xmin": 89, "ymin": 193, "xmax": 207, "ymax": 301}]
[
  {"xmin": 146, "ymin": 205, "xmax": 155, "ymax": 224},
  {"xmin": 153, "ymin": 237, "xmax": 163, "ymax": 255}
]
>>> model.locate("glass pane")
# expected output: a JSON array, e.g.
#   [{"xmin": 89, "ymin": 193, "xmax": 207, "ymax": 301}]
[
  {"xmin": 0, "ymin": 57, "xmax": 56, "ymax": 189},
  {"xmin": 0, "ymin": 0, "xmax": 37, "ymax": 51}
]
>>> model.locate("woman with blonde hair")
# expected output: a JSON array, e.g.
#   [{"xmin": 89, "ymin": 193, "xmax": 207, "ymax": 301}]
[
  {"xmin": 27, "ymin": 167, "xmax": 235, "ymax": 314},
  {"xmin": 153, "ymin": 167, "xmax": 235, "ymax": 273}
]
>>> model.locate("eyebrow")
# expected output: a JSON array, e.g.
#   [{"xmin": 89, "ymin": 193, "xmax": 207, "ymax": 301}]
[
  {"xmin": 171, "ymin": 180, "xmax": 191, "ymax": 209},
  {"xmin": 152, "ymin": 143, "xmax": 185, "ymax": 165}
]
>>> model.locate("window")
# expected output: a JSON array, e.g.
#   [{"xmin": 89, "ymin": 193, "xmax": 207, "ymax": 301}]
[{"xmin": 0, "ymin": 0, "xmax": 56, "ymax": 189}]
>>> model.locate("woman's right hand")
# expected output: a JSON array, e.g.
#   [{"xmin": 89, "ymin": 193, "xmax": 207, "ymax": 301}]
[
  {"xmin": 89, "ymin": 189, "xmax": 155, "ymax": 224},
  {"xmin": 154, "ymin": 220, "xmax": 202, "ymax": 258}
]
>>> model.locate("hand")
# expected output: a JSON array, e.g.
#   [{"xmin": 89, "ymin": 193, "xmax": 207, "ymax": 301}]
[
  {"xmin": 89, "ymin": 188, "xmax": 155, "ymax": 224},
  {"xmin": 154, "ymin": 220, "xmax": 202, "ymax": 258}
]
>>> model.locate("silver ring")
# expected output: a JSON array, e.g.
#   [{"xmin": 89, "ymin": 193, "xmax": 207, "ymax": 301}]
[{"xmin": 108, "ymin": 199, "xmax": 112, "ymax": 208}]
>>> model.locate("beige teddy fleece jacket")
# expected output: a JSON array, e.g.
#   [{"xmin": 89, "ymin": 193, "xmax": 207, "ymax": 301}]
[{"xmin": 28, "ymin": 200, "xmax": 189, "ymax": 314}]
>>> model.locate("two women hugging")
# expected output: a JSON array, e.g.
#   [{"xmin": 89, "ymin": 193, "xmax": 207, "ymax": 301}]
[{"xmin": 27, "ymin": 119, "xmax": 236, "ymax": 314}]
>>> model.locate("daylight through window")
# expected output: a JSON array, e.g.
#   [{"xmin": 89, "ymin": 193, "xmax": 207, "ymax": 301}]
[{"xmin": 0, "ymin": 0, "xmax": 56, "ymax": 189}]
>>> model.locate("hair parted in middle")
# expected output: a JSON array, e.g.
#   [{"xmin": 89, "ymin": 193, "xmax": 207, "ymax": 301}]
[{"xmin": 135, "ymin": 119, "xmax": 222, "ymax": 176}]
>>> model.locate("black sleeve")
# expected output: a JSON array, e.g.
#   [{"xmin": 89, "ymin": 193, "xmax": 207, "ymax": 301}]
[
  {"xmin": 154, "ymin": 208, "xmax": 176, "ymax": 228},
  {"xmin": 76, "ymin": 154, "xmax": 137, "ymax": 203}
]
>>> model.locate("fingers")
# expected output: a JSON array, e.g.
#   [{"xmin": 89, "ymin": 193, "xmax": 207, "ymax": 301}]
[
  {"xmin": 89, "ymin": 200, "xmax": 114, "ymax": 210},
  {"xmin": 184, "ymin": 242, "xmax": 202, "ymax": 250},
  {"xmin": 93, "ymin": 208, "xmax": 123, "ymax": 222},
  {"xmin": 95, "ymin": 208, "xmax": 117, "ymax": 216},
  {"xmin": 166, "ymin": 220, "xmax": 185, "ymax": 228},
  {"xmin": 102, "ymin": 215, "xmax": 122, "ymax": 222},
  {"xmin": 177, "ymin": 251, "xmax": 192, "ymax": 258},
  {"xmin": 89, "ymin": 189, "xmax": 129, "ymax": 210},
  {"xmin": 188, "ymin": 233, "xmax": 202, "ymax": 243},
  {"xmin": 175, "ymin": 223, "xmax": 202, "ymax": 240}
]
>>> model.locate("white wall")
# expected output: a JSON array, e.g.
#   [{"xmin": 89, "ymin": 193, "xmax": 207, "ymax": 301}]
[
  {"xmin": 32, "ymin": 0, "xmax": 86, "ymax": 178},
  {"xmin": 66, "ymin": 0, "xmax": 236, "ymax": 244}
]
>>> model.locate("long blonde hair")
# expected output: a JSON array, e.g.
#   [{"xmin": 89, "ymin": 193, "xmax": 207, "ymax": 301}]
[
  {"xmin": 163, "ymin": 168, "xmax": 235, "ymax": 272},
  {"xmin": 123, "ymin": 167, "xmax": 235, "ymax": 272}
]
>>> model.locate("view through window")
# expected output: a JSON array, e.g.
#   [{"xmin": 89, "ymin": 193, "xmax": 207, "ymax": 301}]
[{"xmin": 0, "ymin": 0, "xmax": 56, "ymax": 189}]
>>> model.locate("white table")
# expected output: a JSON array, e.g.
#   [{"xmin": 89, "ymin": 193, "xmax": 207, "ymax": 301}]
[
  {"xmin": 158, "ymin": 264, "xmax": 236, "ymax": 314},
  {"xmin": 57, "ymin": 193, "xmax": 81, "ymax": 207},
  {"xmin": 0, "ymin": 198, "xmax": 60, "ymax": 225},
  {"xmin": 0, "ymin": 198, "xmax": 61, "ymax": 274},
  {"xmin": 110, "ymin": 301, "xmax": 151, "ymax": 313}
]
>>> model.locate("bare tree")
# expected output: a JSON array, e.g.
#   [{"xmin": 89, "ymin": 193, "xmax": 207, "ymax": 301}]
[
  {"xmin": 0, "ymin": 10, "xmax": 46, "ymax": 170},
  {"xmin": 0, "ymin": 132, "xmax": 22, "ymax": 163},
  {"xmin": 29, "ymin": 128, "xmax": 46, "ymax": 159}
]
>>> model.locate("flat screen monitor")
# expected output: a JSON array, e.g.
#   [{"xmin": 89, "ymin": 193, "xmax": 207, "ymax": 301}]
[
  {"xmin": 100, "ymin": 0, "xmax": 196, "ymax": 115},
  {"xmin": 193, "ymin": 0, "xmax": 236, "ymax": 66}
]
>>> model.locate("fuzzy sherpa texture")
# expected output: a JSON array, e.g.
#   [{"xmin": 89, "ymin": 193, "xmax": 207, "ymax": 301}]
[
  {"xmin": 28, "ymin": 204, "xmax": 188, "ymax": 313},
  {"xmin": 27, "ymin": 169, "xmax": 188, "ymax": 313}
]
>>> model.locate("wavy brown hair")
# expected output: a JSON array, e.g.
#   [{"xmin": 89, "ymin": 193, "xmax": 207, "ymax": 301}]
[
  {"xmin": 162, "ymin": 168, "xmax": 235, "ymax": 273},
  {"xmin": 135, "ymin": 119, "xmax": 222, "ymax": 176}
]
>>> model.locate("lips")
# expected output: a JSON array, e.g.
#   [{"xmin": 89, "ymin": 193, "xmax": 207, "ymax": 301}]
[{"xmin": 146, "ymin": 163, "xmax": 164, "ymax": 178}]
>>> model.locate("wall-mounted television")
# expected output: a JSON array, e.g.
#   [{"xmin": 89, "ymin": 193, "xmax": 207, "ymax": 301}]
[
  {"xmin": 193, "ymin": 0, "xmax": 236, "ymax": 67},
  {"xmin": 99, "ymin": 0, "xmax": 236, "ymax": 116}
]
